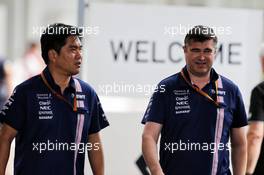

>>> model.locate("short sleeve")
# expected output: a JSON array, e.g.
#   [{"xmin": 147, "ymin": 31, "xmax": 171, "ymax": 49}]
[
  {"xmin": 248, "ymin": 86, "xmax": 264, "ymax": 121},
  {"xmin": 141, "ymin": 84, "xmax": 167, "ymax": 125},
  {"xmin": 0, "ymin": 60, "xmax": 5, "ymax": 80},
  {"xmin": 88, "ymin": 93, "xmax": 109, "ymax": 134},
  {"xmin": 231, "ymin": 86, "xmax": 248, "ymax": 128},
  {"xmin": 0, "ymin": 86, "xmax": 27, "ymax": 131}
]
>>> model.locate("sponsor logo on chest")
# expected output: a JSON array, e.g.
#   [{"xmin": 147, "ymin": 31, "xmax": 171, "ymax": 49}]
[
  {"xmin": 173, "ymin": 89, "xmax": 191, "ymax": 115},
  {"xmin": 36, "ymin": 93, "xmax": 53, "ymax": 120},
  {"xmin": 76, "ymin": 94, "xmax": 85, "ymax": 100},
  {"xmin": 211, "ymin": 89, "xmax": 226, "ymax": 96}
]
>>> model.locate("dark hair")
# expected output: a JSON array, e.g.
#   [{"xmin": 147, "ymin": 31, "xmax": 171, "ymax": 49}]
[
  {"xmin": 40, "ymin": 23, "xmax": 83, "ymax": 65},
  {"xmin": 184, "ymin": 25, "xmax": 217, "ymax": 46}
]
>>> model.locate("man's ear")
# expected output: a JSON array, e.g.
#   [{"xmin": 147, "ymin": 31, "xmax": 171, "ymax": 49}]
[{"xmin": 48, "ymin": 49, "xmax": 58, "ymax": 63}]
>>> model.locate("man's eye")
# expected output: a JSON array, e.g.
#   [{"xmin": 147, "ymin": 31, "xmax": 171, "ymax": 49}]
[
  {"xmin": 191, "ymin": 49, "xmax": 200, "ymax": 53},
  {"xmin": 204, "ymin": 50, "xmax": 213, "ymax": 53}
]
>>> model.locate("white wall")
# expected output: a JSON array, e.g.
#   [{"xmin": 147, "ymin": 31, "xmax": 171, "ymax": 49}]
[
  {"xmin": 27, "ymin": 0, "xmax": 78, "ymax": 41},
  {"xmin": 0, "ymin": 4, "xmax": 7, "ymax": 57}
]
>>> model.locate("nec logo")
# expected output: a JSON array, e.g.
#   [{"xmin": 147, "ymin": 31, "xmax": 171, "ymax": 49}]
[
  {"xmin": 176, "ymin": 101, "xmax": 189, "ymax": 105},
  {"xmin": 40, "ymin": 106, "xmax": 51, "ymax": 110}
]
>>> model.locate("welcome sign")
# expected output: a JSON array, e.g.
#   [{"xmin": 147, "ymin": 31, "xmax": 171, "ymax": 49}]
[{"xmin": 82, "ymin": 3, "xmax": 263, "ymax": 174}]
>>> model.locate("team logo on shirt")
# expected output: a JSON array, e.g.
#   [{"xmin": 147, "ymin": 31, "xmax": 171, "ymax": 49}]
[
  {"xmin": 173, "ymin": 89, "xmax": 190, "ymax": 95},
  {"xmin": 0, "ymin": 89, "xmax": 17, "ymax": 116},
  {"xmin": 144, "ymin": 94, "xmax": 154, "ymax": 120},
  {"xmin": 98, "ymin": 101, "xmax": 108, "ymax": 122},
  {"xmin": 36, "ymin": 93, "xmax": 53, "ymax": 120},
  {"xmin": 174, "ymin": 89, "xmax": 191, "ymax": 115},
  {"xmin": 211, "ymin": 89, "xmax": 226, "ymax": 96},
  {"xmin": 76, "ymin": 94, "xmax": 85, "ymax": 100},
  {"xmin": 211, "ymin": 89, "xmax": 226, "ymax": 103}
]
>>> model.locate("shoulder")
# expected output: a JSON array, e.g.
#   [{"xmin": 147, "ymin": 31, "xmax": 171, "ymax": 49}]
[
  {"xmin": 158, "ymin": 73, "xmax": 181, "ymax": 91},
  {"xmin": 219, "ymin": 75, "xmax": 244, "ymax": 102},
  {"xmin": 219, "ymin": 75, "xmax": 240, "ymax": 91},
  {"xmin": 251, "ymin": 81, "xmax": 264, "ymax": 95},
  {"xmin": 219, "ymin": 75, "xmax": 236, "ymax": 87},
  {"xmin": 14, "ymin": 74, "xmax": 42, "ymax": 93},
  {"xmin": 73, "ymin": 78, "xmax": 98, "ymax": 97}
]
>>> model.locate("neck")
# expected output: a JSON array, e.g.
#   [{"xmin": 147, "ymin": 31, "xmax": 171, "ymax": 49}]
[
  {"xmin": 187, "ymin": 70, "xmax": 210, "ymax": 89},
  {"xmin": 48, "ymin": 66, "xmax": 71, "ymax": 94}
]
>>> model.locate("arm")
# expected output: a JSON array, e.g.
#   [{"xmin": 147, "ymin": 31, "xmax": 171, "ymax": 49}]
[
  {"xmin": 246, "ymin": 121, "xmax": 264, "ymax": 174},
  {"xmin": 0, "ymin": 124, "xmax": 17, "ymax": 175},
  {"xmin": 3, "ymin": 62, "xmax": 14, "ymax": 95},
  {"xmin": 230, "ymin": 126, "xmax": 247, "ymax": 175},
  {"xmin": 142, "ymin": 122, "xmax": 164, "ymax": 175},
  {"xmin": 88, "ymin": 132, "xmax": 104, "ymax": 175}
]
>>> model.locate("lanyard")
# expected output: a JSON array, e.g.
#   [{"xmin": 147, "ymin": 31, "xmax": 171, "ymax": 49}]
[
  {"xmin": 180, "ymin": 70, "xmax": 220, "ymax": 107},
  {"xmin": 40, "ymin": 72, "xmax": 77, "ymax": 112}
]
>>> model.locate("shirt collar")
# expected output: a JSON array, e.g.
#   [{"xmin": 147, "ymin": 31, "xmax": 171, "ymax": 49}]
[
  {"xmin": 42, "ymin": 66, "xmax": 76, "ymax": 94},
  {"xmin": 182, "ymin": 65, "xmax": 219, "ymax": 84}
]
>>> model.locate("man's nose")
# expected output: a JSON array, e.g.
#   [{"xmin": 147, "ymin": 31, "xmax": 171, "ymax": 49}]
[
  {"xmin": 76, "ymin": 49, "xmax": 82, "ymax": 59},
  {"xmin": 198, "ymin": 53, "xmax": 206, "ymax": 60}
]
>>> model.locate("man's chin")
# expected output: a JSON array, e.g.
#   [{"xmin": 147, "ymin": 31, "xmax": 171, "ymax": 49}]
[
  {"xmin": 196, "ymin": 70, "xmax": 210, "ymax": 77},
  {"xmin": 192, "ymin": 69, "xmax": 210, "ymax": 77},
  {"xmin": 71, "ymin": 70, "xmax": 80, "ymax": 76}
]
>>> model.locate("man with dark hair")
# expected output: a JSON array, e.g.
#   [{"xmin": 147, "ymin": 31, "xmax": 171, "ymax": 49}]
[
  {"xmin": 246, "ymin": 44, "xmax": 264, "ymax": 175},
  {"xmin": 142, "ymin": 25, "xmax": 247, "ymax": 175},
  {"xmin": 0, "ymin": 23, "xmax": 109, "ymax": 175}
]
